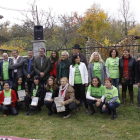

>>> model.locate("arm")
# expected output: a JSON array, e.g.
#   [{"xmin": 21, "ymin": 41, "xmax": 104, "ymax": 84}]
[
  {"xmin": 44, "ymin": 58, "xmax": 51, "ymax": 75},
  {"xmin": 106, "ymin": 96, "xmax": 117, "ymax": 104},
  {"xmin": 56, "ymin": 62, "xmax": 60, "ymax": 81},
  {"xmin": 86, "ymin": 91, "xmax": 95, "ymax": 100},
  {"xmin": 33, "ymin": 58, "xmax": 41, "ymax": 75},
  {"xmin": 11, "ymin": 90, "xmax": 17, "ymax": 103},
  {"xmin": 64, "ymin": 91, "xmax": 75, "ymax": 105},
  {"xmin": 84, "ymin": 63, "xmax": 88, "ymax": 83},
  {"xmin": 101, "ymin": 95, "xmax": 105, "ymax": 102},
  {"xmin": 9, "ymin": 57, "xmax": 24, "ymax": 69},
  {"xmin": 23, "ymin": 61, "xmax": 28, "ymax": 77},
  {"xmin": 105, "ymin": 67, "xmax": 110, "ymax": 78},
  {"xmin": 88, "ymin": 64, "xmax": 92, "ymax": 83}
]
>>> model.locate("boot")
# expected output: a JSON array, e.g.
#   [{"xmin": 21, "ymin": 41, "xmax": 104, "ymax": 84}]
[
  {"xmin": 122, "ymin": 92, "xmax": 126, "ymax": 107},
  {"xmin": 129, "ymin": 91, "xmax": 134, "ymax": 106}
]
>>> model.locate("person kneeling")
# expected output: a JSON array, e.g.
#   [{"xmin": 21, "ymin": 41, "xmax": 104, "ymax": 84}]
[
  {"xmin": 0, "ymin": 81, "xmax": 18, "ymax": 116},
  {"xmin": 52, "ymin": 77, "xmax": 80, "ymax": 119},
  {"xmin": 86, "ymin": 76, "xmax": 105, "ymax": 115},
  {"xmin": 102, "ymin": 78, "xmax": 120, "ymax": 120}
]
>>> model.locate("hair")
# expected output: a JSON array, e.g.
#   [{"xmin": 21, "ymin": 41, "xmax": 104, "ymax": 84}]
[
  {"xmin": 60, "ymin": 77, "xmax": 68, "ymax": 84},
  {"xmin": 46, "ymin": 76, "xmax": 58, "ymax": 91},
  {"xmin": 34, "ymin": 75, "xmax": 40, "ymax": 81},
  {"xmin": 72, "ymin": 54, "xmax": 79, "ymax": 67},
  {"xmin": 50, "ymin": 50, "xmax": 59, "ymax": 61},
  {"xmin": 3, "ymin": 81, "xmax": 10, "ymax": 87},
  {"xmin": 89, "ymin": 52, "xmax": 103, "ymax": 63},
  {"xmin": 28, "ymin": 49, "xmax": 33, "ymax": 52},
  {"xmin": 12, "ymin": 50, "xmax": 18, "ymax": 54},
  {"xmin": 105, "ymin": 78, "xmax": 112, "ymax": 83},
  {"xmin": 39, "ymin": 48, "xmax": 45, "ymax": 52},
  {"xmin": 123, "ymin": 48, "xmax": 130, "ymax": 53},
  {"xmin": 91, "ymin": 76, "xmax": 101, "ymax": 87},
  {"xmin": 62, "ymin": 51, "xmax": 69, "ymax": 57},
  {"xmin": 109, "ymin": 49, "xmax": 119, "ymax": 57},
  {"xmin": 2, "ymin": 53, "xmax": 8, "ymax": 57}
]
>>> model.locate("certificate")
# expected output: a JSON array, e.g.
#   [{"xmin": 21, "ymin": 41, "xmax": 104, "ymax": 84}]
[
  {"xmin": 3, "ymin": 97, "xmax": 11, "ymax": 105},
  {"xmin": 18, "ymin": 90, "xmax": 26, "ymax": 101},
  {"xmin": 54, "ymin": 97, "xmax": 65, "ymax": 112},
  {"xmin": 45, "ymin": 92, "xmax": 52, "ymax": 100},
  {"xmin": 31, "ymin": 97, "xmax": 39, "ymax": 106}
]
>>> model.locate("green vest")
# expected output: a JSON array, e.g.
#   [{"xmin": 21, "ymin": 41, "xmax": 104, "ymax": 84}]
[
  {"xmin": 74, "ymin": 64, "xmax": 82, "ymax": 84},
  {"xmin": 93, "ymin": 62, "xmax": 101, "ymax": 81},
  {"xmin": 3, "ymin": 61, "xmax": 9, "ymax": 80},
  {"xmin": 4, "ymin": 89, "xmax": 11, "ymax": 97},
  {"xmin": 33, "ymin": 86, "xmax": 38, "ymax": 97}
]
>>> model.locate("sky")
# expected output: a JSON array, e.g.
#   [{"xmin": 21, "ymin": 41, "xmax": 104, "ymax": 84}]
[{"xmin": 0, "ymin": 0, "xmax": 140, "ymax": 25}]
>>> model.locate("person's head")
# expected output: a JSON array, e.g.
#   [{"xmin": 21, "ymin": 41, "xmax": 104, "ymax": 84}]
[
  {"xmin": 28, "ymin": 50, "xmax": 34, "ymax": 59},
  {"xmin": 72, "ymin": 44, "xmax": 81, "ymax": 54},
  {"xmin": 46, "ymin": 76, "xmax": 57, "ymax": 90},
  {"xmin": 17, "ymin": 77, "xmax": 22, "ymax": 85},
  {"xmin": 105, "ymin": 78, "xmax": 112, "ymax": 88},
  {"xmin": 109, "ymin": 49, "xmax": 119, "ymax": 58},
  {"xmin": 39, "ymin": 48, "xmax": 45, "ymax": 57},
  {"xmin": 89, "ymin": 52, "xmax": 103, "ymax": 63},
  {"xmin": 50, "ymin": 50, "xmax": 59, "ymax": 60},
  {"xmin": 61, "ymin": 51, "xmax": 69, "ymax": 61},
  {"xmin": 2, "ymin": 53, "xmax": 8, "ymax": 61},
  {"xmin": 12, "ymin": 50, "xmax": 18, "ymax": 58},
  {"xmin": 91, "ymin": 76, "xmax": 101, "ymax": 87},
  {"xmin": 72, "ymin": 54, "xmax": 80, "ymax": 66},
  {"xmin": 3, "ymin": 81, "xmax": 10, "ymax": 91},
  {"xmin": 123, "ymin": 48, "xmax": 130, "ymax": 58},
  {"xmin": 60, "ymin": 77, "xmax": 68, "ymax": 87},
  {"xmin": 34, "ymin": 75, "xmax": 40, "ymax": 85}
]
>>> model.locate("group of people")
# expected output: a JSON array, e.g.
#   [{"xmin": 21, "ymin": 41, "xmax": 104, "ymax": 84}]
[{"xmin": 0, "ymin": 43, "xmax": 139, "ymax": 120}]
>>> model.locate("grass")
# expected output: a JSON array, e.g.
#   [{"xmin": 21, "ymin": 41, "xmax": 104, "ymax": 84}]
[{"xmin": 0, "ymin": 88, "xmax": 140, "ymax": 140}]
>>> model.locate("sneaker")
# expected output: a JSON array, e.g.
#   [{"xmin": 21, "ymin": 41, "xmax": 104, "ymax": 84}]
[
  {"xmin": 26, "ymin": 111, "xmax": 30, "ymax": 116},
  {"xmin": 89, "ymin": 111, "xmax": 95, "ymax": 116},
  {"xmin": 48, "ymin": 110, "xmax": 53, "ymax": 116},
  {"xmin": 63, "ymin": 114, "xmax": 71, "ymax": 119},
  {"xmin": 111, "ymin": 114, "xmax": 117, "ymax": 120},
  {"xmin": 85, "ymin": 109, "xmax": 89, "ymax": 114}
]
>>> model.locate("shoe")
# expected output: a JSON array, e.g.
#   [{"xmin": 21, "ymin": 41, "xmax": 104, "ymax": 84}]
[
  {"xmin": 85, "ymin": 108, "xmax": 89, "ymax": 114},
  {"xmin": 26, "ymin": 111, "xmax": 30, "ymax": 116},
  {"xmin": 3, "ymin": 114, "xmax": 7, "ymax": 117},
  {"xmin": 111, "ymin": 114, "xmax": 117, "ymax": 120},
  {"xmin": 48, "ymin": 110, "xmax": 53, "ymax": 116},
  {"xmin": 89, "ymin": 111, "xmax": 94, "ymax": 116},
  {"xmin": 38, "ymin": 107, "xmax": 42, "ymax": 111},
  {"xmin": 129, "ymin": 91, "xmax": 134, "ymax": 106},
  {"xmin": 63, "ymin": 114, "xmax": 71, "ymax": 119}
]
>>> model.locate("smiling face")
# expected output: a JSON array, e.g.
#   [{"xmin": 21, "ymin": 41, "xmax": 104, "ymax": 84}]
[
  {"xmin": 39, "ymin": 49, "xmax": 45, "ymax": 57},
  {"xmin": 111, "ymin": 50, "xmax": 116, "ymax": 58},
  {"xmin": 105, "ymin": 80, "xmax": 111, "ymax": 88},
  {"xmin": 61, "ymin": 53, "xmax": 68, "ymax": 61},
  {"xmin": 3, "ymin": 83, "xmax": 10, "ymax": 91},
  {"xmin": 92, "ymin": 78, "xmax": 99, "ymax": 87},
  {"xmin": 94, "ymin": 53, "xmax": 99, "ymax": 61},
  {"xmin": 28, "ymin": 51, "xmax": 34, "ymax": 59},
  {"xmin": 12, "ymin": 51, "xmax": 18, "ymax": 58},
  {"xmin": 74, "ymin": 56, "xmax": 80, "ymax": 64},
  {"xmin": 34, "ymin": 79, "xmax": 39, "ymax": 85},
  {"xmin": 48, "ymin": 78, "xmax": 53, "ymax": 86},
  {"xmin": 123, "ymin": 50, "xmax": 129, "ymax": 58},
  {"xmin": 73, "ymin": 49, "xmax": 80, "ymax": 54},
  {"xmin": 60, "ymin": 78, "xmax": 67, "ymax": 87},
  {"xmin": 17, "ymin": 78, "xmax": 22, "ymax": 85},
  {"xmin": 52, "ymin": 51, "xmax": 56, "ymax": 58}
]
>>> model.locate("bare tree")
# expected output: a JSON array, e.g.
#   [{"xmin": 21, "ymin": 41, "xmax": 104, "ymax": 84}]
[{"xmin": 118, "ymin": 0, "xmax": 134, "ymax": 36}]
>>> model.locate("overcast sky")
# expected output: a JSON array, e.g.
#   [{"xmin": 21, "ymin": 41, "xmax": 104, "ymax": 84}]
[{"xmin": 0, "ymin": 0, "xmax": 140, "ymax": 24}]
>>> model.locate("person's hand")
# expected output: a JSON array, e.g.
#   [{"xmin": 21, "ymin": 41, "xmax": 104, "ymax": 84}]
[
  {"xmin": 17, "ymin": 99, "xmax": 20, "ymax": 102},
  {"xmin": 102, "ymin": 104, "xmax": 106, "ymax": 110},
  {"xmin": 0, "ymin": 91, "xmax": 2, "ymax": 94},
  {"xmin": 95, "ymin": 101, "xmax": 100, "ymax": 107},
  {"xmin": 49, "ymin": 99, "xmax": 53, "ymax": 102},
  {"xmin": 40, "ymin": 72, "xmax": 44, "ymax": 77},
  {"xmin": 44, "ymin": 98, "xmax": 46, "ymax": 101},
  {"xmin": 85, "ymin": 83, "xmax": 88, "ymax": 87},
  {"xmin": 25, "ymin": 92, "xmax": 28, "ymax": 95},
  {"xmin": 96, "ymin": 99, "xmax": 102, "ymax": 103},
  {"xmin": 27, "ymin": 74, "xmax": 31, "ymax": 78},
  {"xmin": 61, "ymin": 102, "xmax": 65, "ymax": 106},
  {"xmin": 31, "ymin": 96, "xmax": 34, "ymax": 99},
  {"xmin": 137, "ymin": 83, "xmax": 140, "ymax": 86}
]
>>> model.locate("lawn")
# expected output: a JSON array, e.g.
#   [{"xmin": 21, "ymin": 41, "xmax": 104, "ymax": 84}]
[{"xmin": 0, "ymin": 88, "xmax": 140, "ymax": 140}]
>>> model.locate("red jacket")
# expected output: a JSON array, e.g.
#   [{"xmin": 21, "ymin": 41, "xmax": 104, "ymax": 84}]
[
  {"xmin": 50, "ymin": 61, "xmax": 57, "ymax": 78},
  {"xmin": 0, "ymin": 89, "xmax": 17, "ymax": 107}
]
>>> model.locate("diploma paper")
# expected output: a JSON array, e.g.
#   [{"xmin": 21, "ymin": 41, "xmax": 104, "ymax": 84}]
[
  {"xmin": 54, "ymin": 97, "xmax": 65, "ymax": 112},
  {"xmin": 31, "ymin": 97, "xmax": 39, "ymax": 106},
  {"xmin": 45, "ymin": 92, "xmax": 52, "ymax": 100},
  {"xmin": 3, "ymin": 97, "xmax": 11, "ymax": 105},
  {"xmin": 18, "ymin": 90, "xmax": 26, "ymax": 101}
]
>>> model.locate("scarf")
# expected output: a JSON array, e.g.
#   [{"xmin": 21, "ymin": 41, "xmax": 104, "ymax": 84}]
[
  {"xmin": 58, "ymin": 83, "xmax": 69, "ymax": 99},
  {"xmin": 50, "ymin": 57, "xmax": 58, "ymax": 70}
]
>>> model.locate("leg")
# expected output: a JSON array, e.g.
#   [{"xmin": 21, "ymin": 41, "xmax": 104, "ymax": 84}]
[
  {"xmin": 25, "ymin": 96, "xmax": 31, "ymax": 112},
  {"xmin": 114, "ymin": 79, "xmax": 120, "ymax": 99},
  {"xmin": 30, "ymin": 106, "xmax": 38, "ymax": 111},
  {"xmin": 52, "ymin": 102, "xmax": 57, "ymax": 113},
  {"xmin": 69, "ymin": 102, "xmax": 77, "ymax": 110},
  {"xmin": 10, "ymin": 107, "xmax": 18, "ymax": 115},
  {"xmin": 138, "ymin": 86, "xmax": 140, "ymax": 107},
  {"xmin": 86, "ymin": 99, "xmax": 96, "ymax": 115},
  {"xmin": 122, "ymin": 84, "xmax": 127, "ymax": 106},
  {"xmin": 73, "ymin": 84, "xmax": 80, "ymax": 101},
  {"xmin": 128, "ymin": 84, "xmax": 134, "ymax": 106},
  {"xmin": 27, "ymin": 81, "xmax": 33, "ymax": 95},
  {"xmin": 44, "ymin": 100, "xmax": 53, "ymax": 116},
  {"xmin": 1, "ymin": 105, "xmax": 9, "ymax": 115},
  {"xmin": 16, "ymin": 101, "xmax": 23, "ymax": 109}
]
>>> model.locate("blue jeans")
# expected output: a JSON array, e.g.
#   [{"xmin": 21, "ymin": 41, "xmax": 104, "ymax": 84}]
[
  {"xmin": 138, "ymin": 87, "xmax": 140, "ymax": 105},
  {"xmin": 112, "ymin": 78, "xmax": 120, "ymax": 98},
  {"xmin": 102, "ymin": 102, "xmax": 120, "ymax": 115}
]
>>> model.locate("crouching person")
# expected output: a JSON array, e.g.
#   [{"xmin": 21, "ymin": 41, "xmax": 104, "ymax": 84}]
[
  {"xmin": 0, "ymin": 81, "xmax": 17, "ymax": 116},
  {"xmin": 102, "ymin": 78, "xmax": 120, "ymax": 120},
  {"xmin": 25, "ymin": 75, "xmax": 44, "ymax": 116},
  {"xmin": 52, "ymin": 77, "xmax": 80, "ymax": 119},
  {"xmin": 86, "ymin": 76, "xmax": 105, "ymax": 115}
]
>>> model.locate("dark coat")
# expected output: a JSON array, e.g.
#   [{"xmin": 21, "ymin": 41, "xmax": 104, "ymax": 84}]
[
  {"xmin": 0, "ymin": 59, "xmax": 13, "ymax": 81},
  {"xmin": 9, "ymin": 56, "xmax": 24, "ymax": 78},
  {"xmin": 70, "ymin": 53, "xmax": 88, "ymax": 66},
  {"xmin": 119, "ymin": 55, "xmax": 136, "ymax": 84},
  {"xmin": 135, "ymin": 60, "xmax": 140, "ymax": 83},
  {"xmin": 23, "ymin": 57, "xmax": 35, "ymax": 81},
  {"xmin": 34, "ymin": 56, "xmax": 51, "ymax": 80}
]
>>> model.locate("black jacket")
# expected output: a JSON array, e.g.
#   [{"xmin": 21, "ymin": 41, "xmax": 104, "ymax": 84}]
[
  {"xmin": 30, "ymin": 83, "xmax": 44, "ymax": 104},
  {"xmin": 119, "ymin": 55, "xmax": 136, "ymax": 84},
  {"xmin": 135, "ymin": 60, "xmax": 140, "ymax": 83},
  {"xmin": 44, "ymin": 87, "xmax": 59, "ymax": 99},
  {"xmin": 23, "ymin": 57, "xmax": 35, "ymax": 81}
]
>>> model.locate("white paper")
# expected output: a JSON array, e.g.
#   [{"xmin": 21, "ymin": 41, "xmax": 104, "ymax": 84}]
[
  {"xmin": 45, "ymin": 92, "xmax": 52, "ymax": 100},
  {"xmin": 3, "ymin": 97, "xmax": 11, "ymax": 105},
  {"xmin": 18, "ymin": 90, "xmax": 26, "ymax": 101},
  {"xmin": 54, "ymin": 97, "xmax": 65, "ymax": 112},
  {"xmin": 31, "ymin": 97, "xmax": 39, "ymax": 106}
]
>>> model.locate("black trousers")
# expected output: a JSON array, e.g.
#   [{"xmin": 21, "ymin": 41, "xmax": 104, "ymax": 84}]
[
  {"xmin": 1, "ymin": 105, "xmax": 18, "ymax": 115},
  {"xmin": 24, "ymin": 96, "xmax": 43, "ymax": 112},
  {"xmin": 16, "ymin": 101, "xmax": 23, "ymax": 109},
  {"xmin": 73, "ymin": 84, "xmax": 88, "ymax": 109},
  {"xmin": 122, "ymin": 84, "xmax": 133, "ymax": 92},
  {"xmin": 44, "ymin": 100, "xmax": 53, "ymax": 111},
  {"xmin": 13, "ymin": 73, "xmax": 18, "ymax": 84},
  {"xmin": 27, "ymin": 81, "xmax": 34, "ymax": 95},
  {"xmin": 86, "ymin": 99, "xmax": 103, "ymax": 112},
  {"xmin": 52, "ymin": 102, "xmax": 77, "ymax": 116}
]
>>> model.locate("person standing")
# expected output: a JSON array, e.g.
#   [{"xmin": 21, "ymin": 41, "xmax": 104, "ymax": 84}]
[
  {"xmin": 0, "ymin": 53, "xmax": 13, "ymax": 87},
  {"xmin": 34, "ymin": 48, "xmax": 51, "ymax": 85},
  {"xmin": 105, "ymin": 49, "xmax": 120, "ymax": 97},
  {"xmin": 88, "ymin": 52, "xmax": 109, "ymax": 85},
  {"xmin": 69, "ymin": 44, "xmax": 88, "ymax": 66},
  {"xmin": 57, "ymin": 51, "xmax": 71, "ymax": 83},
  {"xmin": 119, "ymin": 48, "xmax": 136, "ymax": 106},
  {"xmin": 9, "ymin": 50, "xmax": 24, "ymax": 84},
  {"xmin": 23, "ymin": 50, "xmax": 35, "ymax": 94}
]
